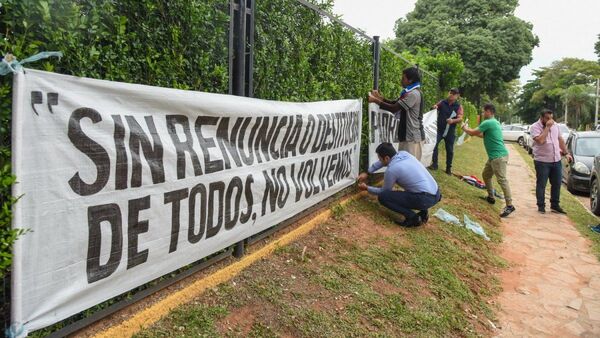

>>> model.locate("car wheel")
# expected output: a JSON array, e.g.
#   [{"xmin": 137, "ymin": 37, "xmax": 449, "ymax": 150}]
[
  {"xmin": 567, "ymin": 175, "xmax": 577, "ymax": 194},
  {"xmin": 518, "ymin": 137, "xmax": 524, "ymax": 146},
  {"xmin": 592, "ymin": 178, "xmax": 600, "ymax": 216}
]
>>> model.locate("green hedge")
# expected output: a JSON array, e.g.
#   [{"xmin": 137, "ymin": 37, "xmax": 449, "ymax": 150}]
[{"xmin": 0, "ymin": 0, "xmax": 440, "ymax": 279}]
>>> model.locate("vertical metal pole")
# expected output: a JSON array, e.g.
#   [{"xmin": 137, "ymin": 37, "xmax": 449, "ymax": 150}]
[
  {"xmin": 229, "ymin": 0, "xmax": 248, "ymax": 258},
  {"xmin": 564, "ymin": 99, "xmax": 569, "ymax": 127},
  {"xmin": 232, "ymin": 0, "xmax": 247, "ymax": 96},
  {"xmin": 228, "ymin": 0, "xmax": 236, "ymax": 95},
  {"xmin": 245, "ymin": 0, "xmax": 255, "ymax": 97},
  {"xmin": 595, "ymin": 78, "xmax": 599, "ymax": 128},
  {"xmin": 372, "ymin": 36, "xmax": 380, "ymax": 90}
]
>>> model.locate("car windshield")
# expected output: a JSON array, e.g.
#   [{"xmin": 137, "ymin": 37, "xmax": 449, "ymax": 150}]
[
  {"xmin": 559, "ymin": 125, "xmax": 569, "ymax": 134},
  {"xmin": 575, "ymin": 137, "xmax": 600, "ymax": 157}
]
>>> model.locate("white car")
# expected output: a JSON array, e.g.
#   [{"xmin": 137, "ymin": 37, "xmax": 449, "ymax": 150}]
[
  {"xmin": 557, "ymin": 123, "xmax": 570, "ymax": 141},
  {"xmin": 524, "ymin": 124, "xmax": 535, "ymax": 154},
  {"xmin": 502, "ymin": 124, "xmax": 527, "ymax": 146}
]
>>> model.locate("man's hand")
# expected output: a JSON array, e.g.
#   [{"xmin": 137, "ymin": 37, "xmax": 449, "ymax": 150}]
[
  {"xmin": 446, "ymin": 118, "xmax": 453, "ymax": 124},
  {"xmin": 358, "ymin": 172, "xmax": 368, "ymax": 182},
  {"xmin": 566, "ymin": 153, "xmax": 573, "ymax": 163},
  {"xmin": 358, "ymin": 182, "xmax": 368, "ymax": 191},
  {"xmin": 545, "ymin": 119, "xmax": 555, "ymax": 128},
  {"xmin": 432, "ymin": 104, "xmax": 439, "ymax": 109},
  {"xmin": 367, "ymin": 93, "xmax": 379, "ymax": 104},
  {"xmin": 370, "ymin": 90, "xmax": 383, "ymax": 100}
]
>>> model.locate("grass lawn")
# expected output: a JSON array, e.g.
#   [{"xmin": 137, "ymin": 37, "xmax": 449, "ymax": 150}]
[
  {"xmin": 133, "ymin": 138, "xmax": 507, "ymax": 337},
  {"xmin": 513, "ymin": 143, "xmax": 600, "ymax": 259}
]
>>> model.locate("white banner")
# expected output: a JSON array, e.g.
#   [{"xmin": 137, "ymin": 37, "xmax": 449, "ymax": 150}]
[
  {"xmin": 368, "ymin": 103, "xmax": 437, "ymax": 169},
  {"xmin": 11, "ymin": 69, "xmax": 362, "ymax": 333}
]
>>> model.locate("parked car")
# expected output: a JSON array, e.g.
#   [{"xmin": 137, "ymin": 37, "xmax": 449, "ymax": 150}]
[
  {"xmin": 591, "ymin": 154, "xmax": 600, "ymax": 215},
  {"xmin": 557, "ymin": 123, "xmax": 570, "ymax": 141},
  {"xmin": 523, "ymin": 124, "xmax": 534, "ymax": 153},
  {"xmin": 562, "ymin": 131, "xmax": 600, "ymax": 193},
  {"xmin": 502, "ymin": 124, "xmax": 527, "ymax": 145}
]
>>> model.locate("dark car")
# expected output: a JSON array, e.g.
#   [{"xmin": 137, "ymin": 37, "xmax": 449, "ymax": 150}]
[
  {"xmin": 562, "ymin": 131, "xmax": 600, "ymax": 193},
  {"xmin": 591, "ymin": 154, "xmax": 600, "ymax": 215}
]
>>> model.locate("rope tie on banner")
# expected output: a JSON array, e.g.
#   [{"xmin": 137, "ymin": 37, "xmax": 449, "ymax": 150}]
[
  {"xmin": 0, "ymin": 51, "xmax": 63, "ymax": 76},
  {"xmin": 5, "ymin": 322, "xmax": 25, "ymax": 338}
]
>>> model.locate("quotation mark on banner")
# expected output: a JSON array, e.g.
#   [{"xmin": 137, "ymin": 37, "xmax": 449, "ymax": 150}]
[{"xmin": 31, "ymin": 91, "xmax": 59, "ymax": 115}]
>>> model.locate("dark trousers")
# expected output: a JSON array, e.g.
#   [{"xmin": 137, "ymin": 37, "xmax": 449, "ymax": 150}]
[
  {"xmin": 431, "ymin": 130, "xmax": 456, "ymax": 169},
  {"xmin": 378, "ymin": 190, "xmax": 441, "ymax": 220},
  {"xmin": 534, "ymin": 160, "xmax": 562, "ymax": 208}
]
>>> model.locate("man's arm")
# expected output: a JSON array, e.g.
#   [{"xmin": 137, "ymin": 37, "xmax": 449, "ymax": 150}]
[
  {"xmin": 533, "ymin": 126, "xmax": 550, "ymax": 144},
  {"xmin": 461, "ymin": 122, "xmax": 484, "ymax": 138},
  {"xmin": 558, "ymin": 135, "xmax": 573, "ymax": 161},
  {"xmin": 369, "ymin": 90, "xmax": 401, "ymax": 111},
  {"xmin": 448, "ymin": 105, "xmax": 464, "ymax": 125},
  {"xmin": 367, "ymin": 160, "xmax": 383, "ymax": 174},
  {"xmin": 367, "ymin": 170, "xmax": 396, "ymax": 195}
]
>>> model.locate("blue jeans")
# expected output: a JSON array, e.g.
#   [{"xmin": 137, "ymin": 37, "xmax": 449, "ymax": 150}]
[
  {"xmin": 378, "ymin": 189, "xmax": 441, "ymax": 220},
  {"xmin": 431, "ymin": 130, "xmax": 455, "ymax": 169},
  {"xmin": 534, "ymin": 160, "xmax": 562, "ymax": 208}
]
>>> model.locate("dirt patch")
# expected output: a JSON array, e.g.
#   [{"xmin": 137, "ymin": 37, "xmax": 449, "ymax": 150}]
[{"xmin": 217, "ymin": 304, "xmax": 257, "ymax": 335}]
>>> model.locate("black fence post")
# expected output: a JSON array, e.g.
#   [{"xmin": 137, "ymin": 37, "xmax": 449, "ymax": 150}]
[
  {"xmin": 231, "ymin": 0, "xmax": 247, "ymax": 97},
  {"xmin": 245, "ymin": 0, "xmax": 255, "ymax": 97},
  {"xmin": 230, "ymin": 0, "xmax": 254, "ymax": 258},
  {"xmin": 372, "ymin": 36, "xmax": 380, "ymax": 90}
]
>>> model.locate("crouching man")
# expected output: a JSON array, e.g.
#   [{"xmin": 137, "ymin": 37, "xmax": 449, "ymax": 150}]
[{"xmin": 358, "ymin": 142, "xmax": 441, "ymax": 227}]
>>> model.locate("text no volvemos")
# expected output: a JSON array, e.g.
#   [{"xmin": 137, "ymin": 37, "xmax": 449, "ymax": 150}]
[{"xmin": 65, "ymin": 108, "xmax": 360, "ymax": 283}]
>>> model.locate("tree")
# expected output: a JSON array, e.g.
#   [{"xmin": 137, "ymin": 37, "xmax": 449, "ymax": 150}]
[
  {"xmin": 391, "ymin": 0, "xmax": 538, "ymax": 105},
  {"xmin": 487, "ymin": 80, "xmax": 520, "ymax": 123},
  {"xmin": 595, "ymin": 33, "xmax": 600, "ymax": 62},
  {"xmin": 562, "ymin": 85, "xmax": 594, "ymax": 129},
  {"xmin": 532, "ymin": 58, "xmax": 600, "ymax": 128},
  {"xmin": 517, "ymin": 76, "xmax": 548, "ymax": 124},
  {"xmin": 387, "ymin": 47, "xmax": 464, "ymax": 95}
]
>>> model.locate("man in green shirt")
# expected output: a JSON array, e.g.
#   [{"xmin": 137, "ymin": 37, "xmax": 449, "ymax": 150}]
[{"xmin": 462, "ymin": 103, "xmax": 515, "ymax": 218}]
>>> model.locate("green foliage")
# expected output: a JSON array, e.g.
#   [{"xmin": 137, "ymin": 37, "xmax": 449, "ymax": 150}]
[
  {"xmin": 482, "ymin": 80, "xmax": 520, "ymax": 123},
  {"xmin": 595, "ymin": 34, "xmax": 600, "ymax": 63},
  {"xmin": 516, "ymin": 76, "xmax": 550, "ymax": 124},
  {"xmin": 0, "ymin": 149, "xmax": 26, "ymax": 276},
  {"xmin": 382, "ymin": 47, "xmax": 464, "ymax": 104},
  {"xmin": 521, "ymin": 58, "xmax": 600, "ymax": 128},
  {"xmin": 456, "ymin": 99, "xmax": 479, "ymax": 136},
  {"xmin": 391, "ymin": 0, "xmax": 538, "ymax": 104}
]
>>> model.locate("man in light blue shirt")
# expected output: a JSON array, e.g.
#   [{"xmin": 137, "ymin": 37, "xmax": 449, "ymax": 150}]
[{"xmin": 358, "ymin": 143, "xmax": 441, "ymax": 227}]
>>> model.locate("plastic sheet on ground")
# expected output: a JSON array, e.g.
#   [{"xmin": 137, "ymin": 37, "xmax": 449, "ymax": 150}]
[
  {"xmin": 433, "ymin": 208, "xmax": 491, "ymax": 241},
  {"xmin": 433, "ymin": 208, "xmax": 461, "ymax": 225},
  {"xmin": 463, "ymin": 214, "xmax": 491, "ymax": 241}
]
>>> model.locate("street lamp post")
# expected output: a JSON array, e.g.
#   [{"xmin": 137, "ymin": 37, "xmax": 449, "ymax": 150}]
[{"xmin": 594, "ymin": 78, "xmax": 600, "ymax": 129}]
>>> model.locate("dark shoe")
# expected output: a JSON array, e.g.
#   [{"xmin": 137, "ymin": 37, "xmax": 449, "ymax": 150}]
[
  {"xmin": 445, "ymin": 168, "xmax": 452, "ymax": 175},
  {"xmin": 395, "ymin": 216, "xmax": 421, "ymax": 228},
  {"xmin": 500, "ymin": 205, "xmax": 516, "ymax": 218},
  {"xmin": 428, "ymin": 165, "xmax": 438, "ymax": 170},
  {"xmin": 551, "ymin": 206, "xmax": 567, "ymax": 215},
  {"xmin": 538, "ymin": 206, "xmax": 546, "ymax": 214},
  {"xmin": 480, "ymin": 195, "xmax": 496, "ymax": 204},
  {"xmin": 418, "ymin": 210, "xmax": 429, "ymax": 224}
]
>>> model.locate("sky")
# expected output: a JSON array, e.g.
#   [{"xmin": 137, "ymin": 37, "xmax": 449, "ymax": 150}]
[{"xmin": 331, "ymin": 0, "xmax": 600, "ymax": 84}]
